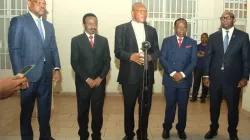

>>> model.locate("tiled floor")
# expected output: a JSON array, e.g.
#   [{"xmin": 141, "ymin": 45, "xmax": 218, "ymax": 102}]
[{"xmin": 0, "ymin": 94, "xmax": 250, "ymax": 140}]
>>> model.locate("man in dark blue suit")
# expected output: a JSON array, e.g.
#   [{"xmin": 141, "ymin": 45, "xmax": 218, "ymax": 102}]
[
  {"xmin": 203, "ymin": 11, "xmax": 249, "ymax": 140},
  {"xmin": 8, "ymin": 0, "xmax": 61, "ymax": 140},
  {"xmin": 160, "ymin": 18, "xmax": 197, "ymax": 140}
]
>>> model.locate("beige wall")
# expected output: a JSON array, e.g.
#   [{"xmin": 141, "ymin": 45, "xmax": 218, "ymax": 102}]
[{"xmin": 242, "ymin": 0, "xmax": 250, "ymax": 112}]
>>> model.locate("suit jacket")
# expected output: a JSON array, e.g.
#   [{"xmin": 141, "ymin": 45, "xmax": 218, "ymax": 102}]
[
  {"xmin": 8, "ymin": 13, "xmax": 61, "ymax": 82},
  {"xmin": 204, "ymin": 28, "xmax": 250, "ymax": 86},
  {"xmin": 160, "ymin": 35, "xmax": 197, "ymax": 88},
  {"xmin": 114, "ymin": 21, "xmax": 161, "ymax": 85},
  {"xmin": 71, "ymin": 33, "xmax": 111, "ymax": 84}
]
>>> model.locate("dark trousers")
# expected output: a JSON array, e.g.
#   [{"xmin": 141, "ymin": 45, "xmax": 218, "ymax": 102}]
[
  {"xmin": 191, "ymin": 67, "xmax": 208, "ymax": 100},
  {"xmin": 121, "ymin": 82, "xmax": 153, "ymax": 138},
  {"xmin": 209, "ymin": 83, "xmax": 240, "ymax": 135},
  {"xmin": 20, "ymin": 67, "xmax": 52, "ymax": 140},
  {"xmin": 76, "ymin": 80, "xmax": 105, "ymax": 140},
  {"xmin": 163, "ymin": 85, "xmax": 190, "ymax": 132}
]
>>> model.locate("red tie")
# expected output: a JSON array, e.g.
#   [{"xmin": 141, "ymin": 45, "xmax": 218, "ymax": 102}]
[
  {"xmin": 178, "ymin": 38, "xmax": 182, "ymax": 48},
  {"xmin": 89, "ymin": 35, "xmax": 94, "ymax": 48}
]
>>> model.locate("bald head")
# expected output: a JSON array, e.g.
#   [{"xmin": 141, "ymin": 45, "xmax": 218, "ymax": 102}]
[
  {"xmin": 132, "ymin": 2, "xmax": 146, "ymax": 11},
  {"xmin": 221, "ymin": 11, "xmax": 235, "ymax": 19}
]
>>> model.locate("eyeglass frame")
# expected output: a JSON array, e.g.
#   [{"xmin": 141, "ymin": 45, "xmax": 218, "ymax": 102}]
[
  {"xmin": 220, "ymin": 16, "xmax": 234, "ymax": 21},
  {"xmin": 133, "ymin": 9, "xmax": 147, "ymax": 13},
  {"xmin": 31, "ymin": 0, "xmax": 47, "ymax": 6}
]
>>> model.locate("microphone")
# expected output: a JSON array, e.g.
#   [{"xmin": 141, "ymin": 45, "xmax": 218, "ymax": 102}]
[{"xmin": 141, "ymin": 41, "xmax": 151, "ymax": 51}]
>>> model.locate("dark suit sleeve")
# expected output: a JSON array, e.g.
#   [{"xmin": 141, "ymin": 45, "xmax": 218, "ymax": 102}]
[
  {"xmin": 159, "ymin": 38, "xmax": 175, "ymax": 74},
  {"xmin": 241, "ymin": 34, "xmax": 250, "ymax": 80},
  {"xmin": 182, "ymin": 40, "xmax": 197, "ymax": 76},
  {"xmin": 100, "ymin": 38, "xmax": 111, "ymax": 79},
  {"xmin": 71, "ymin": 38, "xmax": 88, "ymax": 81},
  {"xmin": 8, "ymin": 17, "xmax": 23, "ymax": 75},
  {"xmin": 50, "ymin": 24, "xmax": 61, "ymax": 68},
  {"xmin": 114, "ymin": 25, "xmax": 132, "ymax": 61},
  {"xmin": 203, "ymin": 36, "xmax": 213, "ymax": 76},
  {"xmin": 149, "ymin": 28, "xmax": 161, "ymax": 61}
]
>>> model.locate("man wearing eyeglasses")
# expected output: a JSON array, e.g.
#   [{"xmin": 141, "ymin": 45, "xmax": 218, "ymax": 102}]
[
  {"xmin": 8, "ymin": 0, "xmax": 61, "ymax": 140},
  {"xmin": 160, "ymin": 18, "xmax": 197, "ymax": 140},
  {"xmin": 114, "ymin": 2, "xmax": 160, "ymax": 140},
  {"xmin": 203, "ymin": 11, "xmax": 250, "ymax": 140}
]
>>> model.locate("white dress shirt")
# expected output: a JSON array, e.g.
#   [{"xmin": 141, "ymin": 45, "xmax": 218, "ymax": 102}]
[
  {"xmin": 222, "ymin": 27, "xmax": 234, "ymax": 44},
  {"xmin": 85, "ymin": 32, "xmax": 95, "ymax": 43},
  {"xmin": 29, "ymin": 11, "xmax": 45, "ymax": 39},
  {"xmin": 131, "ymin": 20, "xmax": 145, "ymax": 53}
]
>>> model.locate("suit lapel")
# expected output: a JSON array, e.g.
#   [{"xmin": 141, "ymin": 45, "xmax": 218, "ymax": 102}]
[
  {"xmin": 216, "ymin": 31, "xmax": 224, "ymax": 54},
  {"xmin": 171, "ymin": 36, "xmax": 178, "ymax": 48},
  {"xmin": 128, "ymin": 22, "xmax": 139, "ymax": 52},
  {"xmin": 93, "ymin": 34, "xmax": 99, "ymax": 50},
  {"xmin": 144, "ymin": 23, "xmax": 149, "ymax": 42},
  {"xmin": 181, "ymin": 36, "xmax": 187, "ymax": 48},
  {"xmin": 43, "ymin": 21, "xmax": 49, "ymax": 45},
  {"xmin": 82, "ymin": 33, "xmax": 93, "ymax": 50},
  {"xmin": 225, "ymin": 29, "xmax": 237, "ymax": 55},
  {"xmin": 26, "ymin": 13, "xmax": 44, "ymax": 45}
]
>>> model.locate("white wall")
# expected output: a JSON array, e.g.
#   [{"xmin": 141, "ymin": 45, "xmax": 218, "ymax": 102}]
[
  {"xmin": 197, "ymin": 0, "xmax": 215, "ymax": 18},
  {"xmin": 242, "ymin": 0, "xmax": 250, "ymax": 112}
]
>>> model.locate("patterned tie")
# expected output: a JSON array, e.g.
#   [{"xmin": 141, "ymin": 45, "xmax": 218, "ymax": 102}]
[
  {"xmin": 89, "ymin": 35, "xmax": 94, "ymax": 48},
  {"xmin": 178, "ymin": 38, "xmax": 182, "ymax": 48},
  {"xmin": 223, "ymin": 31, "xmax": 229, "ymax": 53},
  {"xmin": 36, "ymin": 18, "xmax": 44, "ymax": 41}
]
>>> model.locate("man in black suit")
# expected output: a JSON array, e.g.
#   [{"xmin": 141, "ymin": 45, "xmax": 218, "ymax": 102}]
[
  {"xmin": 114, "ymin": 2, "xmax": 161, "ymax": 140},
  {"xmin": 203, "ymin": 11, "xmax": 250, "ymax": 140},
  {"xmin": 71, "ymin": 13, "xmax": 111, "ymax": 140}
]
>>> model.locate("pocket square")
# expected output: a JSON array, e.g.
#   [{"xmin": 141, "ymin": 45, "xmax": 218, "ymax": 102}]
[{"xmin": 185, "ymin": 45, "xmax": 191, "ymax": 48}]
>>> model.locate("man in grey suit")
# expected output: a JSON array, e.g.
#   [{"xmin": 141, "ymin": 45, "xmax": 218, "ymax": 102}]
[
  {"xmin": 8, "ymin": 0, "xmax": 61, "ymax": 139},
  {"xmin": 71, "ymin": 13, "xmax": 111, "ymax": 140}
]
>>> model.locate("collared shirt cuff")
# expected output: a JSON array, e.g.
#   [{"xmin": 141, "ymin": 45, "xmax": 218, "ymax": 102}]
[
  {"xmin": 170, "ymin": 71, "xmax": 176, "ymax": 77},
  {"xmin": 54, "ymin": 67, "xmax": 60, "ymax": 70},
  {"xmin": 203, "ymin": 76, "xmax": 209, "ymax": 77},
  {"xmin": 86, "ymin": 78, "xmax": 89, "ymax": 82},
  {"xmin": 180, "ymin": 72, "xmax": 186, "ymax": 78}
]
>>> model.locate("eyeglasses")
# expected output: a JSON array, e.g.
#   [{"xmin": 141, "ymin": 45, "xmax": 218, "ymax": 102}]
[
  {"xmin": 220, "ymin": 16, "xmax": 233, "ymax": 21},
  {"xmin": 32, "ymin": 1, "xmax": 46, "ymax": 6},
  {"xmin": 133, "ymin": 9, "xmax": 147, "ymax": 13},
  {"xmin": 175, "ymin": 27, "xmax": 187, "ymax": 30}
]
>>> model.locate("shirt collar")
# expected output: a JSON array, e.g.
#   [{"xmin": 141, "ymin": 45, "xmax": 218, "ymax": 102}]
[
  {"xmin": 176, "ymin": 35, "xmax": 184, "ymax": 40},
  {"xmin": 85, "ymin": 32, "xmax": 95, "ymax": 38},
  {"xmin": 29, "ymin": 11, "xmax": 42, "ymax": 21},
  {"xmin": 131, "ymin": 20, "xmax": 144, "ymax": 27},
  {"xmin": 222, "ymin": 26, "xmax": 234, "ymax": 34}
]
